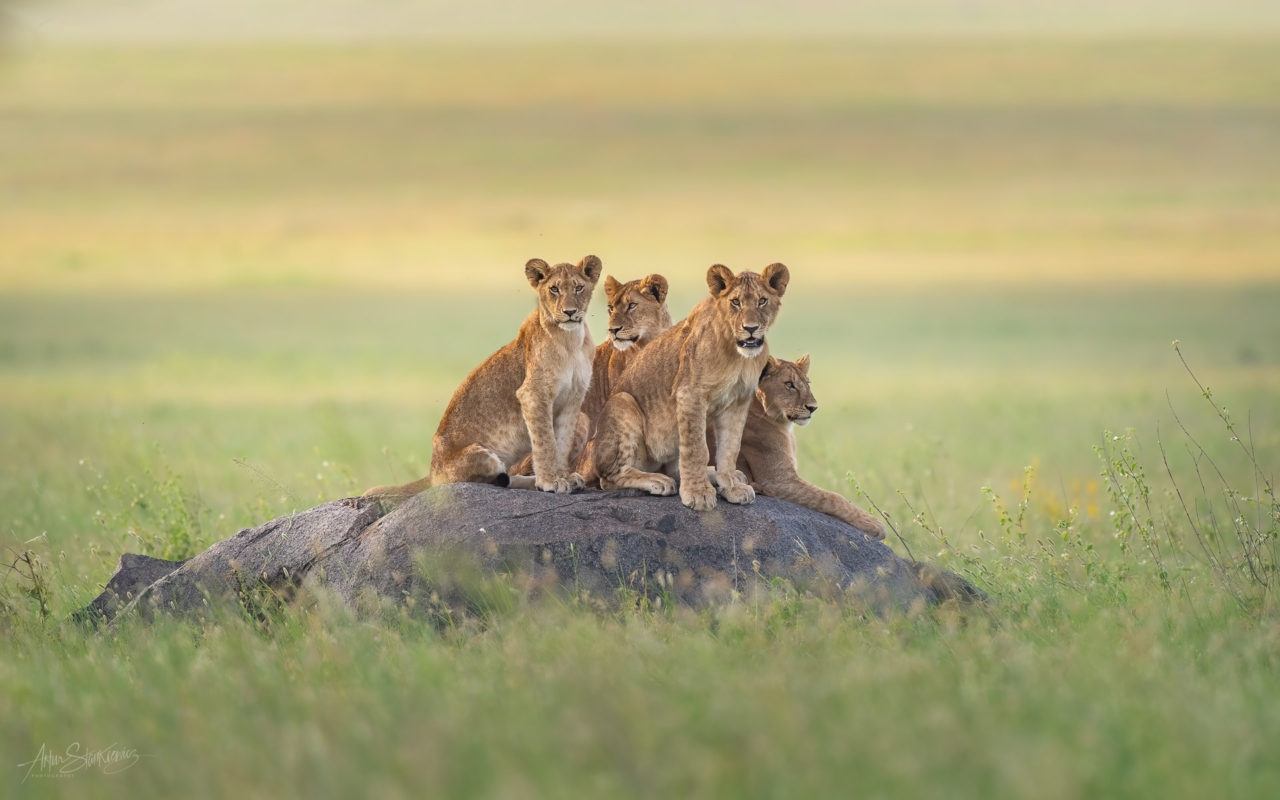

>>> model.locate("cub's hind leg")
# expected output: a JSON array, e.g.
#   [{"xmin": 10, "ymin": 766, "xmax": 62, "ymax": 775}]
[
  {"xmin": 607, "ymin": 466, "xmax": 677, "ymax": 496},
  {"xmin": 434, "ymin": 443, "xmax": 510, "ymax": 487},
  {"xmin": 593, "ymin": 392, "xmax": 676, "ymax": 496},
  {"xmin": 359, "ymin": 443, "xmax": 510, "ymax": 506}
]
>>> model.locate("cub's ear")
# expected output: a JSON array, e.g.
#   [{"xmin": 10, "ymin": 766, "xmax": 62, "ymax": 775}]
[
  {"xmin": 604, "ymin": 275, "xmax": 622, "ymax": 304},
  {"xmin": 760, "ymin": 355, "xmax": 780, "ymax": 382},
  {"xmin": 707, "ymin": 264, "xmax": 734, "ymax": 297},
  {"xmin": 525, "ymin": 258, "xmax": 551, "ymax": 287},
  {"xmin": 578, "ymin": 254, "xmax": 603, "ymax": 282},
  {"xmin": 641, "ymin": 273, "xmax": 669, "ymax": 304},
  {"xmin": 762, "ymin": 262, "xmax": 790, "ymax": 296},
  {"xmin": 795, "ymin": 353, "xmax": 810, "ymax": 376}
]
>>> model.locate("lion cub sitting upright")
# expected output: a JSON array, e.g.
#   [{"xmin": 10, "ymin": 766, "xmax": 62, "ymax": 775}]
[
  {"xmin": 583, "ymin": 273, "xmax": 673, "ymax": 431},
  {"xmin": 591, "ymin": 263, "xmax": 790, "ymax": 511},
  {"xmin": 361, "ymin": 255, "xmax": 601, "ymax": 501},
  {"xmin": 732, "ymin": 355, "xmax": 886, "ymax": 539},
  {"xmin": 509, "ymin": 272, "xmax": 673, "ymax": 479}
]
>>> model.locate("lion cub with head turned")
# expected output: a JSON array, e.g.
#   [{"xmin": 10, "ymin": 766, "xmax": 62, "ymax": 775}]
[
  {"xmin": 591, "ymin": 263, "xmax": 790, "ymax": 511},
  {"xmin": 584, "ymin": 273, "xmax": 673, "ymax": 428},
  {"xmin": 361, "ymin": 255, "xmax": 601, "ymax": 502},
  {"xmin": 732, "ymin": 355, "xmax": 886, "ymax": 538}
]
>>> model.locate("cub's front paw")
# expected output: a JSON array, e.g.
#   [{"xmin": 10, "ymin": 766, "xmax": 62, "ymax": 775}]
[
  {"xmin": 642, "ymin": 473, "xmax": 677, "ymax": 496},
  {"xmin": 707, "ymin": 467, "xmax": 749, "ymax": 486},
  {"xmin": 718, "ymin": 480, "xmax": 756, "ymax": 505},
  {"xmin": 536, "ymin": 473, "xmax": 582, "ymax": 494},
  {"xmin": 680, "ymin": 480, "xmax": 718, "ymax": 512}
]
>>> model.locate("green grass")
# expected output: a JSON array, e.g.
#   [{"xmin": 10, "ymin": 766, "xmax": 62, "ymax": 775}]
[{"xmin": 3, "ymin": 35, "xmax": 1280, "ymax": 798}]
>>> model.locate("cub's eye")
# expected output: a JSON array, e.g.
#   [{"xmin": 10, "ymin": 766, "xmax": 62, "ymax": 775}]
[
  {"xmin": 730, "ymin": 298, "xmax": 741, "ymax": 309},
  {"xmin": 574, "ymin": 284, "xmax": 584, "ymax": 294},
  {"xmin": 627, "ymin": 302, "xmax": 637, "ymax": 312},
  {"xmin": 758, "ymin": 297, "xmax": 768, "ymax": 307},
  {"xmin": 785, "ymin": 381, "xmax": 796, "ymax": 390},
  {"xmin": 549, "ymin": 286, "xmax": 560, "ymax": 295},
  {"xmin": 606, "ymin": 304, "xmax": 614, "ymax": 313}
]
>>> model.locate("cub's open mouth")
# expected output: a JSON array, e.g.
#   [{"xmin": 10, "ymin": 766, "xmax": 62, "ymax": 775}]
[{"xmin": 737, "ymin": 337, "xmax": 764, "ymax": 349}]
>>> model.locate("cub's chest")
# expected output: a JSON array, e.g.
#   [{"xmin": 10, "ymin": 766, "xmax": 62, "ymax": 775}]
[
  {"xmin": 539, "ymin": 338, "xmax": 592, "ymax": 399},
  {"xmin": 524, "ymin": 331, "xmax": 591, "ymax": 402},
  {"xmin": 706, "ymin": 363, "xmax": 759, "ymax": 414},
  {"xmin": 562, "ymin": 344, "xmax": 592, "ymax": 397}
]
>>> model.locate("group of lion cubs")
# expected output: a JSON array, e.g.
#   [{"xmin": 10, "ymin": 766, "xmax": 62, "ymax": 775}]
[{"xmin": 359, "ymin": 255, "xmax": 884, "ymax": 539}]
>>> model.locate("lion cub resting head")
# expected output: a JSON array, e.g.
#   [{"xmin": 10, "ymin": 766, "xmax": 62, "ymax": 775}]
[
  {"xmin": 735, "ymin": 355, "xmax": 886, "ymax": 538},
  {"xmin": 591, "ymin": 262, "xmax": 790, "ymax": 512},
  {"xmin": 360, "ymin": 255, "xmax": 601, "ymax": 502},
  {"xmin": 755, "ymin": 354, "xmax": 819, "ymax": 426}
]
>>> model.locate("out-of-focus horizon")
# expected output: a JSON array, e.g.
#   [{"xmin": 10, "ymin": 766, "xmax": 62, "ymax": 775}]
[
  {"xmin": 7, "ymin": 0, "xmax": 1280, "ymax": 42},
  {"xmin": 1, "ymin": 1, "xmax": 1277, "ymax": 292}
]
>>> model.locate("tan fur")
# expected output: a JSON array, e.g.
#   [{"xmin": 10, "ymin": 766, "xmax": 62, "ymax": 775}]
[
  {"xmin": 590, "ymin": 263, "xmax": 790, "ymax": 512},
  {"xmin": 584, "ymin": 273, "xmax": 673, "ymax": 427},
  {"xmin": 730, "ymin": 355, "xmax": 885, "ymax": 539},
  {"xmin": 361, "ymin": 255, "xmax": 601, "ymax": 501},
  {"xmin": 509, "ymin": 273, "xmax": 673, "ymax": 478}
]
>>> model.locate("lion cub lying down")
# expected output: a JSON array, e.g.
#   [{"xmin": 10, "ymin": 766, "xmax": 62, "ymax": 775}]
[
  {"xmin": 590, "ymin": 263, "xmax": 790, "ymax": 511},
  {"xmin": 732, "ymin": 355, "xmax": 886, "ymax": 539},
  {"xmin": 361, "ymin": 255, "xmax": 600, "ymax": 501}
]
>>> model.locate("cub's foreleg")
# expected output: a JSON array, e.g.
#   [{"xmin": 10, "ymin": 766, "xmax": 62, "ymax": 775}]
[
  {"xmin": 709, "ymin": 398, "xmax": 756, "ymax": 506},
  {"xmin": 512, "ymin": 411, "xmax": 590, "ymax": 489},
  {"xmin": 517, "ymin": 379, "xmax": 579, "ymax": 493},
  {"xmin": 552, "ymin": 404, "xmax": 586, "ymax": 489},
  {"xmin": 675, "ymin": 387, "xmax": 717, "ymax": 511}
]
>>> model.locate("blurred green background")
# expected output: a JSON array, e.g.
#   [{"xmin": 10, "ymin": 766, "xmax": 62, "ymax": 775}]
[
  {"xmin": 3, "ymin": 0, "xmax": 1278, "ymax": 595},
  {"xmin": 2, "ymin": 3, "xmax": 1279, "ymax": 797}
]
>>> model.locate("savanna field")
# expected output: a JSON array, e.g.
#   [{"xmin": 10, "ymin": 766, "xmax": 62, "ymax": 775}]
[{"xmin": 2, "ymin": 9, "xmax": 1280, "ymax": 798}]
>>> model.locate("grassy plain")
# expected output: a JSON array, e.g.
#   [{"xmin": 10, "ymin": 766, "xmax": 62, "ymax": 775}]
[{"xmin": 2, "ymin": 35, "xmax": 1279, "ymax": 799}]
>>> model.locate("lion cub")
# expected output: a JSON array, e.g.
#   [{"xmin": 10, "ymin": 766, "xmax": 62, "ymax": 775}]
[
  {"xmin": 584, "ymin": 273, "xmax": 673, "ymax": 428},
  {"xmin": 732, "ymin": 355, "xmax": 886, "ymax": 538},
  {"xmin": 509, "ymin": 272, "xmax": 673, "ymax": 479},
  {"xmin": 361, "ymin": 255, "xmax": 601, "ymax": 501},
  {"xmin": 591, "ymin": 263, "xmax": 790, "ymax": 511}
]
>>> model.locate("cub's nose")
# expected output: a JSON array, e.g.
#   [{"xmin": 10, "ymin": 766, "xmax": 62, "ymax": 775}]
[
  {"xmin": 742, "ymin": 324, "xmax": 759, "ymax": 334},
  {"xmin": 609, "ymin": 325, "xmax": 623, "ymax": 335},
  {"xmin": 806, "ymin": 404, "xmax": 818, "ymax": 414},
  {"xmin": 563, "ymin": 308, "xmax": 578, "ymax": 318}
]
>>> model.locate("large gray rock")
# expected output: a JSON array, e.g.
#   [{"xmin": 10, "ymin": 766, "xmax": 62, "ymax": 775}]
[{"xmin": 83, "ymin": 485, "xmax": 985, "ymax": 625}]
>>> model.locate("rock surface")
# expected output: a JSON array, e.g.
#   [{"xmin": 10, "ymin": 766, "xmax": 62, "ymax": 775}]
[{"xmin": 82, "ymin": 484, "xmax": 986, "ymax": 624}]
